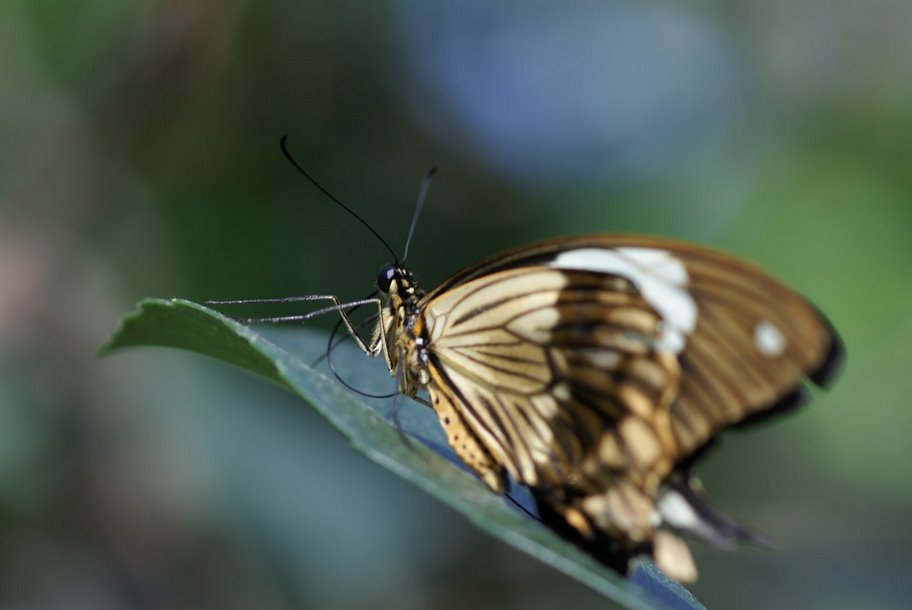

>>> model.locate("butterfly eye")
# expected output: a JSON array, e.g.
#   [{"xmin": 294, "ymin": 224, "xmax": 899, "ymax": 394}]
[{"xmin": 377, "ymin": 264, "xmax": 396, "ymax": 293}]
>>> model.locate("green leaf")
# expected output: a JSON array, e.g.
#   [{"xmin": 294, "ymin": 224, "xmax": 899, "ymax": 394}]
[{"xmin": 100, "ymin": 298, "xmax": 704, "ymax": 610}]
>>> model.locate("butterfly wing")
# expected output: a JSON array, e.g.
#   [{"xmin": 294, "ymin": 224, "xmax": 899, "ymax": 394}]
[
  {"xmin": 418, "ymin": 236, "xmax": 842, "ymax": 579},
  {"xmin": 423, "ymin": 236, "xmax": 841, "ymax": 460}
]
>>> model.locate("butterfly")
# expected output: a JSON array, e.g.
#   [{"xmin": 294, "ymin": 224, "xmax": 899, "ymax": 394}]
[{"xmin": 216, "ymin": 139, "xmax": 843, "ymax": 583}]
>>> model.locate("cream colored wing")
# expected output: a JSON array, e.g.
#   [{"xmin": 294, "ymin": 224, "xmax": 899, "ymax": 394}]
[{"xmin": 423, "ymin": 266, "xmax": 680, "ymax": 495}]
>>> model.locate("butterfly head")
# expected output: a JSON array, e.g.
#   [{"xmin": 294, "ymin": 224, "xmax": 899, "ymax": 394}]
[{"xmin": 377, "ymin": 263, "xmax": 423, "ymax": 303}]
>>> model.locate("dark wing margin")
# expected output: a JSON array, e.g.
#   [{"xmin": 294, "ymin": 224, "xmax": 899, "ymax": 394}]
[{"xmin": 808, "ymin": 313, "xmax": 845, "ymax": 387}]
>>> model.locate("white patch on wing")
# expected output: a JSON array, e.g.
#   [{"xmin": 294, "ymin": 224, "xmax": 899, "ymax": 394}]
[
  {"xmin": 548, "ymin": 247, "xmax": 697, "ymax": 353},
  {"xmin": 655, "ymin": 489, "xmax": 700, "ymax": 530},
  {"xmin": 754, "ymin": 320, "xmax": 786, "ymax": 357}
]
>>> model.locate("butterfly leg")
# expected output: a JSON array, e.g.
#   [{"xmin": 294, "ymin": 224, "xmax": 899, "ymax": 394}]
[{"xmin": 208, "ymin": 294, "xmax": 392, "ymax": 368}]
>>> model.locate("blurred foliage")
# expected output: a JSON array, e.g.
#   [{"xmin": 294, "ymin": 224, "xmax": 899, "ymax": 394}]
[{"xmin": 1, "ymin": 0, "xmax": 911, "ymax": 609}]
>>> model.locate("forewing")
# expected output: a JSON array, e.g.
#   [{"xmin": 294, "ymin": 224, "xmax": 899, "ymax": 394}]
[{"xmin": 421, "ymin": 237, "xmax": 842, "ymax": 477}]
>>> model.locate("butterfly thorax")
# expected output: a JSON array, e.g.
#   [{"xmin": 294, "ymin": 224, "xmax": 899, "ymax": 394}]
[{"xmin": 374, "ymin": 264, "xmax": 429, "ymax": 397}]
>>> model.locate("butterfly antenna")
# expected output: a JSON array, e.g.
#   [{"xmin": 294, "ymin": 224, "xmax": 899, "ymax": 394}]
[
  {"xmin": 401, "ymin": 166, "xmax": 437, "ymax": 263},
  {"xmin": 280, "ymin": 135, "xmax": 399, "ymax": 263}
]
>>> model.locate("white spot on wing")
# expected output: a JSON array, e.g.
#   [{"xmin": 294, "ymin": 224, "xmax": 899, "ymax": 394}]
[
  {"xmin": 548, "ymin": 247, "xmax": 697, "ymax": 354},
  {"xmin": 754, "ymin": 320, "xmax": 786, "ymax": 357}
]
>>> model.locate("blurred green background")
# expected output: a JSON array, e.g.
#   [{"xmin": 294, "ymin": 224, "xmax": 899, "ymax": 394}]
[{"xmin": 2, "ymin": 0, "xmax": 911, "ymax": 608}]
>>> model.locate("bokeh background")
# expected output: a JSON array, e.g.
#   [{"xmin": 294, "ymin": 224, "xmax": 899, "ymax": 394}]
[{"xmin": 2, "ymin": 1, "xmax": 911, "ymax": 608}]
